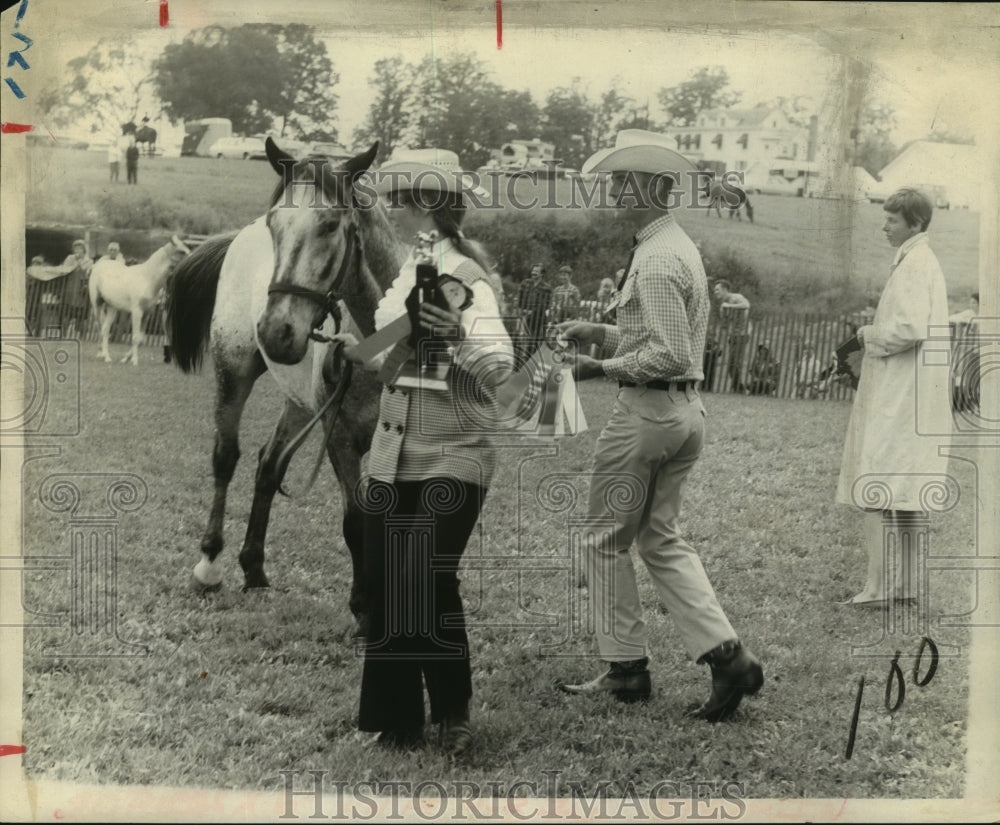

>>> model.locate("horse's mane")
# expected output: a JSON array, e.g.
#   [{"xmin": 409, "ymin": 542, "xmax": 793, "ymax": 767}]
[{"xmin": 355, "ymin": 196, "xmax": 404, "ymax": 292}]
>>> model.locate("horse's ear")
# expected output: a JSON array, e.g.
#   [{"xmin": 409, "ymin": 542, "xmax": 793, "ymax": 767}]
[
  {"xmin": 342, "ymin": 142, "xmax": 379, "ymax": 183},
  {"xmin": 171, "ymin": 234, "xmax": 191, "ymax": 253},
  {"xmin": 266, "ymin": 137, "xmax": 294, "ymax": 176}
]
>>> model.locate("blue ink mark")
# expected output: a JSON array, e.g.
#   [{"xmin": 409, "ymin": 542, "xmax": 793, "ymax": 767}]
[
  {"xmin": 14, "ymin": 0, "xmax": 29, "ymax": 30},
  {"xmin": 4, "ymin": 77, "xmax": 26, "ymax": 99},
  {"xmin": 7, "ymin": 32, "xmax": 32, "ymax": 71}
]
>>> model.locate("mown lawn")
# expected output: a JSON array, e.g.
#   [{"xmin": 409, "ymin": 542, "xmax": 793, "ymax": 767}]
[{"xmin": 17, "ymin": 342, "xmax": 976, "ymax": 800}]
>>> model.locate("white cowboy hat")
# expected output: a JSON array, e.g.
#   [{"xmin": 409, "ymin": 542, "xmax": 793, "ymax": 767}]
[
  {"xmin": 582, "ymin": 129, "xmax": 698, "ymax": 185},
  {"xmin": 372, "ymin": 148, "xmax": 488, "ymax": 198}
]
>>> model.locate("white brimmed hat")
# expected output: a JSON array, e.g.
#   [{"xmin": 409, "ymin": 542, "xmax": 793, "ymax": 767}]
[
  {"xmin": 372, "ymin": 148, "xmax": 487, "ymax": 198},
  {"xmin": 582, "ymin": 129, "xmax": 697, "ymax": 184}
]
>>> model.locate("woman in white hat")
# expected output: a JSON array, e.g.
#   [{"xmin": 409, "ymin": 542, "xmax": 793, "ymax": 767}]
[{"xmin": 339, "ymin": 149, "xmax": 514, "ymax": 756}]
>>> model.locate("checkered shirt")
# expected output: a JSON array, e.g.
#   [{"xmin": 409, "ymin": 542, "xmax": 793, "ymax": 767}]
[{"xmin": 600, "ymin": 214, "xmax": 708, "ymax": 384}]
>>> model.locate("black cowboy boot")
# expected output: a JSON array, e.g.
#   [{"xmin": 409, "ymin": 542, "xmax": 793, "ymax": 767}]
[
  {"xmin": 688, "ymin": 640, "xmax": 763, "ymax": 722},
  {"xmin": 560, "ymin": 657, "xmax": 651, "ymax": 703}
]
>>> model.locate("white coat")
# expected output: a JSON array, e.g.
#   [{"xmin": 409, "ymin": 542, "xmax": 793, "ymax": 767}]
[{"xmin": 836, "ymin": 233, "xmax": 952, "ymax": 511}]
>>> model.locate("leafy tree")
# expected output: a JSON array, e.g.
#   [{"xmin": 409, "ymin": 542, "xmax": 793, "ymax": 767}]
[
  {"xmin": 354, "ymin": 56, "xmax": 413, "ymax": 162},
  {"xmin": 406, "ymin": 52, "xmax": 540, "ymax": 169},
  {"xmin": 851, "ymin": 101, "xmax": 897, "ymax": 178},
  {"xmin": 153, "ymin": 24, "xmax": 338, "ymax": 138},
  {"xmin": 244, "ymin": 23, "xmax": 339, "ymax": 141},
  {"xmin": 657, "ymin": 66, "xmax": 741, "ymax": 127},
  {"xmin": 38, "ymin": 40, "xmax": 160, "ymax": 137},
  {"xmin": 540, "ymin": 79, "xmax": 633, "ymax": 168}
]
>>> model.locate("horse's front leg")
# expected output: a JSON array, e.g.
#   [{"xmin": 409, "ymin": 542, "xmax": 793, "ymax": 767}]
[
  {"xmin": 98, "ymin": 306, "xmax": 114, "ymax": 362},
  {"xmin": 238, "ymin": 400, "xmax": 311, "ymax": 591},
  {"xmin": 193, "ymin": 362, "xmax": 261, "ymax": 592},
  {"xmin": 127, "ymin": 307, "xmax": 144, "ymax": 365},
  {"xmin": 327, "ymin": 441, "xmax": 368, "ymax": 638}
]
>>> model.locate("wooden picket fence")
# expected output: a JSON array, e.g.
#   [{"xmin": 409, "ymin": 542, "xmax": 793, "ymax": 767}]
[
  {"xmin": 23, "ymin": 233, "xmax": 211, "ymax": 345},
  {"xmin": 700, "ymin": 310, "xmax": 865, "ymax": 401},
  {"xmin": 23, "ymin": 245, "xmax": 977, "ymax": 408}
]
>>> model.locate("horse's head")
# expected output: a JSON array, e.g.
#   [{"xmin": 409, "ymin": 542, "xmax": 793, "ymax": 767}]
[{"xmin": 257, "ymin": 138, "xmax": 380, "ymax": 364}]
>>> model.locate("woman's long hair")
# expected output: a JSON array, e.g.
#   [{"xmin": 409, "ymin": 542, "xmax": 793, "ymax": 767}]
[{"xmin": 400, "ymin": 189, "xmax": 506, "ymax": 311}]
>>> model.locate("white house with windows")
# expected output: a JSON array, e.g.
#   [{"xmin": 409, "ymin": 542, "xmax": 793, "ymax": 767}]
[{"xmin": 670, "ymin": 107, "xmax": 813, "ymax": 176}]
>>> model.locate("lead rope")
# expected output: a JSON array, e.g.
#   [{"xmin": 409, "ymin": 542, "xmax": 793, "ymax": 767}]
[{"xmin": 276, "ymin": 341, "xmax": 354, "ymax": 498}]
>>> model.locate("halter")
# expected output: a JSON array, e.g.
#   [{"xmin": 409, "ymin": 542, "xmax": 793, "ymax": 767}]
[{"xmin": 266, "ymin": 221, "xmax": 360, "ymax": 340}]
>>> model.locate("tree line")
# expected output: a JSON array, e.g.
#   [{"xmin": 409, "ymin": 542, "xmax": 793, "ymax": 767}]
[{"xmin": 39, "ymin": 23, "xmax": 953, "ymax": 176}]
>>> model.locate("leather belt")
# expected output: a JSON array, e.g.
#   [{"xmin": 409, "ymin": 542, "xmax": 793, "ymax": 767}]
[{"xmin": 619, "ymin": 380, "xmax": 692, "ymax": 392}]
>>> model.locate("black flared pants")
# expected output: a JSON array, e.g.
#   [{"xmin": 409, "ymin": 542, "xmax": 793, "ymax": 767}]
[{"xmin": 358, "ymin": 478, "xmax": 484, "ymax": 732}]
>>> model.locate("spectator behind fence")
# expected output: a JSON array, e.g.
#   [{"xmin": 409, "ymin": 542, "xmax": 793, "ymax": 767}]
[
  {"xmin": 948, "ymin": 291, "xmax": 980, "ymax": 412},
  {"xmin": 747, "ymin": 344, "xmax": 779, "ymax": 396},
  {"xmin": 516, "ymin": 262, "xmax": 551, "ymax": 355},
  {"xmin": 594, "ymin": 277, "xmax": 615, "ymax": 316},
  {"xmin": 795, "ymin": 343, "xmax": 822, "ymax": 398},
  {"xmin": 713, "ymin": 279, "xmax": 750, "ymax": 392},
  {"xmin": 58, "ymin": 239, "xmax": 93, "ymax": 338},
  {"xmin": 550, "ymin": 265, "xmax": 582, "ymax": 323},
  {"xmin": 836, "ymin": 188, "xmax": 951, "ymax": 609}
]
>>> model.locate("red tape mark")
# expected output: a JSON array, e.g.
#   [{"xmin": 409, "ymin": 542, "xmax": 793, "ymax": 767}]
[
  {"xmin": 1, "ymin": 122, "xmax": 33, "ymax": 134},
  {"xmin": 0, "ymin": 744, "xmax": 27, "ymax": 757},
  {"xmin": 496, "ymin": 0, "xmax": 502, "ymax": 49},
  {"xmin": 159, "ymin": 0, "xmax": 169, "ymax": 27}
]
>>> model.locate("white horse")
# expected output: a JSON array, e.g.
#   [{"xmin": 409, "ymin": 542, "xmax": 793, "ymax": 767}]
[{"xmin": 89, "ymin": 235, "xmax": 191, "ymax": 365}]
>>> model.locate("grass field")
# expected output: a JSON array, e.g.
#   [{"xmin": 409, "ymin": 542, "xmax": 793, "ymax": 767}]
[
  {"xmin": 25, "ymin": 145, "xmax": 981, "ymax": 314},
  {"xmin": 17, "ymin": 343, "xmax": 978, "ymax": 801}
]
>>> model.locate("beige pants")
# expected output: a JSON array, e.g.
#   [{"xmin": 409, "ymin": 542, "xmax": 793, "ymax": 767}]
[{"xmin": 585, "ymin": 385, "xmax": 736, "ymax": 662}]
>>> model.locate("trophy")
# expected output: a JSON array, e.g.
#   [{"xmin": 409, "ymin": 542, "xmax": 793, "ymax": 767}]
[{"xmin": 391, "ymin": 230, "xmax": 452, "ymax": 390}]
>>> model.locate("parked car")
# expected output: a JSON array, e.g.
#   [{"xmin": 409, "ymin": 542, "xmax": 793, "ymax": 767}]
[
  {"xmin": 208, "ymin": 136, "xmax": 267, "ymax": 160},
  {"xmin": 308, "ymin": 142, "xmax": 351, "ymax": 161}
]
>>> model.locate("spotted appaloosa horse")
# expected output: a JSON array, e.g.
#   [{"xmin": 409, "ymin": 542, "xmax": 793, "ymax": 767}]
[
  {"xmin": 706, "ymin": 180, "xmax": 754, "ymax": 223},
  {"xmin": 167, "ymin": 139, "xmax": 402, "ymax": 633}
]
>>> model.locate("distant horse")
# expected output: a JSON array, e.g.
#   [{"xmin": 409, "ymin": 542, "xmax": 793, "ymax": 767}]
[
  {"xmin": 89, "ymin": 235, "xmax": 191, "ymax": 365},
  {"xmin": 135, "ymin": 125, "xmax": 157, "ymax": 157},
  {"xmin": 706, "ymin": 180, "xmax": 754, "ymax": 223},
  {"xmin": 168, "ymin": 138, "xmax": 401, "ymax": 633}
]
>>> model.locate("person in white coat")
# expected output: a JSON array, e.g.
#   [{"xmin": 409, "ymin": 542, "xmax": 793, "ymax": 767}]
[{"xmin": 836, "ymin": 188, "xmax": 951, "ymax": 608}]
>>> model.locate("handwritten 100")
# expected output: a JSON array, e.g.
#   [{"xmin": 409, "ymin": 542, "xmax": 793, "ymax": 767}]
[{"xmin": 845, "ymin": 636, "xmax": 940, "ymax": 760}]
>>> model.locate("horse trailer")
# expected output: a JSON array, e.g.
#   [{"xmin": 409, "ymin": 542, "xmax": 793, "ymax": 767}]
[{"xmin": 182, "ymin": 118, "xmax": 233, "ymax": 157}]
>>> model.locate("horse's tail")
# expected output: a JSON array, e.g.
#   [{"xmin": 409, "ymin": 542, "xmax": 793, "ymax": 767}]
[{"xmin": 167, "ymin": 231, "xmax": 237, "ymax": 373}]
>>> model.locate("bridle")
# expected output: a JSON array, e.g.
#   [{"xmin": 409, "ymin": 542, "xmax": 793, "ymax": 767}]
[
  {"xmin": 265, "ymin": 213, "xmax": 365, "ymax": 497},
  {"xmin": 266, "ymin": 220, "xmax": 361, "ymax": 342}
]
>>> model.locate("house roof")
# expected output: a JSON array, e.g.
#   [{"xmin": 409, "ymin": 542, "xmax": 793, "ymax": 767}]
[
  {"xmin": 697, "ymin": 107, "xmax": 779, "ymax": 128},
  {"xmin": 878, "ymin": 141, "xmax": 979, "ymax": 182}
]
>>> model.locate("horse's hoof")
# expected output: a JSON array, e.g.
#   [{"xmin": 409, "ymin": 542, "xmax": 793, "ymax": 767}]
[
  {"xmin": 241, "ymin": 582, "xmax": 271, "ymax": 594},
  {"xmin": 190, "ymin": 573, "xmax": 222, "ymax": 594}
]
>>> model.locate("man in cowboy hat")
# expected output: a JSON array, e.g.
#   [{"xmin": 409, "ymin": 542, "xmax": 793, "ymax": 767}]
[{"xmin": 556, "ymin": 130, "xmax": 763, "ymax": 722}]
